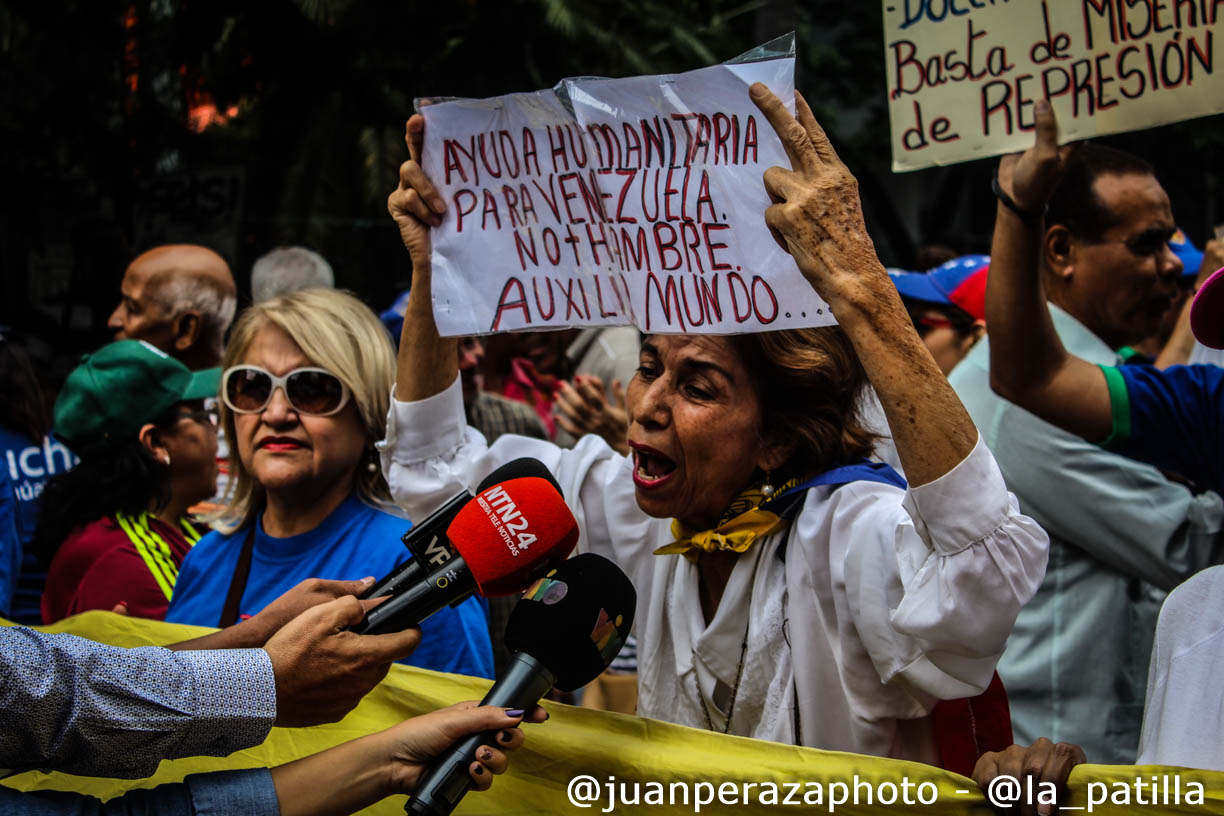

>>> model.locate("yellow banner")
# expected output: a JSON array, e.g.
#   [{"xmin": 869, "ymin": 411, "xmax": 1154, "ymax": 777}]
[{"xmin": 5, "ymin": 612, "xmax": 1224, "ymax": 814}]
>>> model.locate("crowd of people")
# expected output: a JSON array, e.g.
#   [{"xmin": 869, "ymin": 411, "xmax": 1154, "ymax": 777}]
[{"xmin": 2, "ymin": 79, "xmax": 1222, "ymax": 815}]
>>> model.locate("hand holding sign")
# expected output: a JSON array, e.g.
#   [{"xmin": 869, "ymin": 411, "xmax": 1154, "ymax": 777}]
[
  {"xmin": 388, "ymin": 114, "xmax": 445, "ymax": 275},
  {"xmin": 413, "ymin": 38, "xmax": 839, "ymax": 337},
  {"xmin": 389, "ymin": 109, "xmax": 464, "ymax": 406},
  {"xmin": 750, "ymin": 81, "xmax": 979, "ymax": 488},
  {"xmin": 751, "ymin": 83, "xmax": 884, "ymax": 316}
]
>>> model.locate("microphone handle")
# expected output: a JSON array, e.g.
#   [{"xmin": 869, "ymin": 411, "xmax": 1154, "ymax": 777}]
[
  {"xmin": 361, "ymin": 558, "xmax": 425, "ymax": 602},
  {"xmin": 406, "ymin": 652, "xmax": 557, "ymax": 816},
  {"xmin": 363, "ymin": 493, "xmax": 469, "ymax": 600},
  {"xmin": 401, "ymin": 494, "xmax": 466, "ymax": 567},
  {"xmin": 354, "ymin": 556, "xmax": 477, "ymax": 635}
]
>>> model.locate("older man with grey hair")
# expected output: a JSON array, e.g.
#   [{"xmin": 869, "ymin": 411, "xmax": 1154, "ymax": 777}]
[
  {"xmin": 108, "ymin": 244, "xmax": 237, "ymax": 370},
  {"xmin": 250, "ymin": 246, "xmax": 334, "ymax": 303},
  {"xmin": 108, "ymin": 244, "xmax": 238, "ymax": 511}
]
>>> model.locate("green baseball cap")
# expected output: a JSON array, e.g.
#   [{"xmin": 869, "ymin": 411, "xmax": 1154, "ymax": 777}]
[{"xmin": 54, "ymin": 340, "xmax": 221, "ymax": 452}]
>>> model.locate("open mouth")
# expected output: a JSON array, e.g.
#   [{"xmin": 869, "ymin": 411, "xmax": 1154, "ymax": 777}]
[{"xmin": 631, "ymin": 445, "xmax": 677, "ymax": 488}]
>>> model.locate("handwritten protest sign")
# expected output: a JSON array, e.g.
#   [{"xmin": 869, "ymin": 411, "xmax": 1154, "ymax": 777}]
[
  {"xmin": 421, "ymin": 47, "xmax": 836, "ymax": 336},
  {"xmin": 884, "ymin": 0, "xmax": 1224, "ymax": 171}
]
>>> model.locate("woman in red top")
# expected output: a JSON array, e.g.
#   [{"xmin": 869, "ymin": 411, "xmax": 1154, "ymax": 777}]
[{"xmin": 35, "ymin": 340, "xmax": 220, "ymax": 621}]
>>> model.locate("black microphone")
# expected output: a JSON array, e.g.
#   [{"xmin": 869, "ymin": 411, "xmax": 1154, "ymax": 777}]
[
  {"xmin": 353, "ymin": 471, "xmax": 579, "ymax": 635},
  {"xmin": 405, "ymin": 553, "xmax": 636, "ymax": 816},
  {"xmin": 361, "ymin": 458, "xmax": 563, "ymax": 602}
]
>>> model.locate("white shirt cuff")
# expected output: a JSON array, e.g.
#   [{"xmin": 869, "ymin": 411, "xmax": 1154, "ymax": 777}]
[
  {"xmin": 382, "ymin": 376, "xmax": 468, "ymax": 463},
  {"xmin": 903, "ymin": 432, "xmax": 1013, "ymax": 555}
]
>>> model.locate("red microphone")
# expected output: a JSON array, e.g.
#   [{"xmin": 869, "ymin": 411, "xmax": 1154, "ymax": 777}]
[{"xmin": 354, "ymin": 476, "xmax": 578, "ymax": 635}]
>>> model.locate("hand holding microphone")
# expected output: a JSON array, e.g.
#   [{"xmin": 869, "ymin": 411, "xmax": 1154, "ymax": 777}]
[
  {"xmin": 361, "ymin": 458, "xmax": 564, "ymax": 602},
  {"xmin": 354, "ymin": 459, "xmax": 578, "ymax": 636},
  {"xmin": 268, "ymin": 702, "xmax": 548, "ymax": 816},
  {"xmin": 406, "ymin": 553, "xmax": 637, "ymax": 816}
]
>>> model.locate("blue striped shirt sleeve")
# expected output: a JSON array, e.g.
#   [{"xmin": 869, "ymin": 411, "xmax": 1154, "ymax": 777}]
[
  {"xmin": 0, "ymin": 627, "xmax": 275, "ymax": 778},
  {"xmin": 0, "ymin": 768, "xmax": 280, "ymax": 815}
]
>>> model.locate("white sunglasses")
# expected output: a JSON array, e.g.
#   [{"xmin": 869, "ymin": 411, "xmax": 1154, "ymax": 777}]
[{"xmin": 221, "ymin": 365, "xmax": 350, "ymax": 417}]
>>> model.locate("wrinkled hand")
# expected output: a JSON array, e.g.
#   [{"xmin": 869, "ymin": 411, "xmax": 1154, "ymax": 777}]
[
  {"xmin": 378, "ymin": 702, "xmax": 548, "ymax": 794},
  {"xmin": 999, "ymin": 100, "xmax": 1076, "ymax": 214},
  {"xmin": 555, "ymin": 375, "xmax": 629, "ymax": 454},
  {"xmin": 264, "ymin": 595, "xmax": 421, "ymax": 727},
  {"xmin": 972, "ymin": 738, "xmax": 1086, "ymax": 816},
  {"xmin": 388, "ymin": 112, "xmax": 445, "ymax": 270},
  {"xmin": 749, "ymin": 83, "xmax": 885, "ymax": 309}
]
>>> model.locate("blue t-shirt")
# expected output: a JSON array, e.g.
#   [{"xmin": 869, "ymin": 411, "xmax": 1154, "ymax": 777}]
[
  {"xmin": 1102, "ymin": 363, "xmax": 1224, "ymax": 495},
  {"xmin": 165, "ymin": 494, "xmax": 494, "ymax": 678},
  {"xmin": 0, "ymin": 428, "xmax": 76, "ymax": 624},
  {"xmin": 0, "ymin": 467, "xmax": 18, "ymax": 617}
]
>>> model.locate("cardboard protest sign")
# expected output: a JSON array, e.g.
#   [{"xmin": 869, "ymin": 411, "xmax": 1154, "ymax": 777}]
[
  {"xmin": 421, "ymin": 43, "xmax": 836, "ymax": 336},
  {"xmin": 884, "ymin": 0, "xmax": 1224, "ymax": 172}
]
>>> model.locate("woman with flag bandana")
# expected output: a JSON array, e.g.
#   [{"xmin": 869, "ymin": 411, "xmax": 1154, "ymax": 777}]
[{"xmin": 382, "ymin": 83, "xmax": 1049, "ymax": 766}]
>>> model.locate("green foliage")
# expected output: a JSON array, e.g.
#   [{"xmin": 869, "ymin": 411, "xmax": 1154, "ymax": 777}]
[{"xmin": 2, "ymin": 0, "xmax": 1222, "ymax": 328}]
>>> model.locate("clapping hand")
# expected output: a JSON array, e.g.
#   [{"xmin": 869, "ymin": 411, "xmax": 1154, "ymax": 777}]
[{"xmin": 555, "ymin": 375, "xmax": 629, "ymax": 455}]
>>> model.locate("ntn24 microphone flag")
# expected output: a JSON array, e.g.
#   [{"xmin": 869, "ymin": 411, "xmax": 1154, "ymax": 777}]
[{"xmin": 450, "ymin": 476, "xmax": 579, "ymax": 596}]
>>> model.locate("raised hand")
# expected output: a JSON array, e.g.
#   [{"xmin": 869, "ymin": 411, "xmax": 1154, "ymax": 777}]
[
  {"xmin": 749, "ymin": 81, "xmax": 978, "ymax": 485},
  {"xmin": 1000, "ymin": 100, "xmax": 1076, "ymax": 214},
  {"xmin": 388, "ymin": 113, "xmax": 446, "ymax": 271},
  {"xmin": 390, "ymin": 106, "xmax": 462, "ymax": 403},
  {"xmin": 749, "ymin": 82, "xmax": 885, "ymax": 311}
]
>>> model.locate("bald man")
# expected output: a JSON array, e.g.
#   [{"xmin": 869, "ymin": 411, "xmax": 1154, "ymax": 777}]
[{"xmin": 109, "ymin": 245, "xmax": 238, "ymax": 370}]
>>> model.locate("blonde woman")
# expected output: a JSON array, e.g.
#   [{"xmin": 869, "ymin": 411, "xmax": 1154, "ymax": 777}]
[{"xmin": 166, "ymin": 288, "xmax": 493, "ymax": 678}]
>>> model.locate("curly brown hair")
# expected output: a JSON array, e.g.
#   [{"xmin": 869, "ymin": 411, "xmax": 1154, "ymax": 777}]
[{"xmin": 728, "ymin": 326, "xmax": 877, "ymax": 480}]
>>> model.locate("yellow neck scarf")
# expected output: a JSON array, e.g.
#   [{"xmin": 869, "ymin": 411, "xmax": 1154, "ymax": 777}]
[{"xmin": 654, "ymin": 475, "xmax": 805, "ymax": 560}]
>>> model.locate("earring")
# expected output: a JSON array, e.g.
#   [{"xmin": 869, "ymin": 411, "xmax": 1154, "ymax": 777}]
[
  {"xmin": 162, "ymin": 453, "xmax": 172, "ymax": 466},
  {"xmin": 367, "ymin": 460, "xmax": 378, "ymax": 474},
  {"xmin": 760, "ymin": 470, "xmax": 775, "ymax": 498},
  {"xmin": 366, "ymin": 449, "xmax": 378, "ymax": 474}
]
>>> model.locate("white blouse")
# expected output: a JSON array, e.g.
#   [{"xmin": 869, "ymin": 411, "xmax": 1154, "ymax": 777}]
[{"xmin": 381, "ymin": 377, "xmax": 1048, "ymax": 761}]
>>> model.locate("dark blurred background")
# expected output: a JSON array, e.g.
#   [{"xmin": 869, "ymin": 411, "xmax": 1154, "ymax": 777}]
[{"xmin": 2, "ymin": 0, "xmax": 1222, "ymax": 373}]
